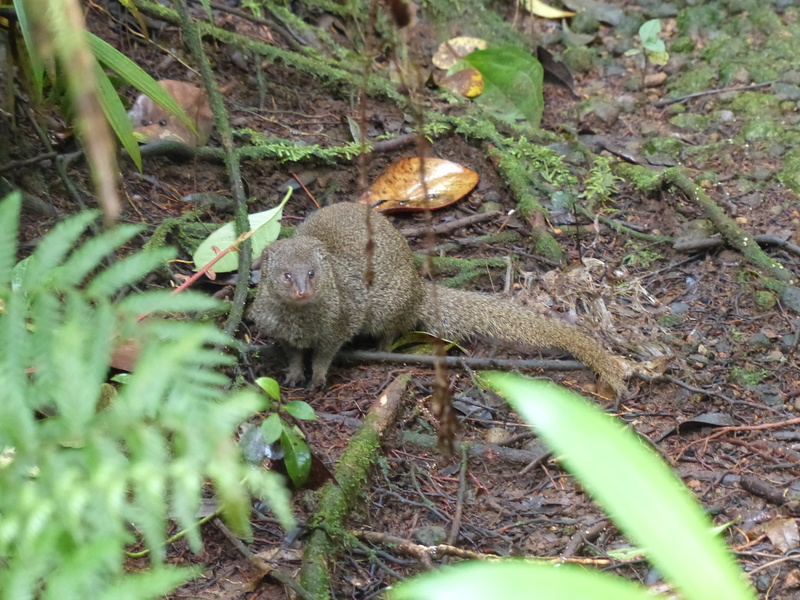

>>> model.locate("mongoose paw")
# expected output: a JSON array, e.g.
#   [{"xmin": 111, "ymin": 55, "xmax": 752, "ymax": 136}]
[
  {"xmin": 284, "ymin": 369, "xmax": 305, "ymax": 388},
  {"xmin": 307, "ymin": 373, "xmax": 327, "ymax": 390}
]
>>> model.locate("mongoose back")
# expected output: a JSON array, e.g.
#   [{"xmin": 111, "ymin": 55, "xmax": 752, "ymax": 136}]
[{"xmin": 252, "ymin": 202, "xmax": 627, "ymax": 395}]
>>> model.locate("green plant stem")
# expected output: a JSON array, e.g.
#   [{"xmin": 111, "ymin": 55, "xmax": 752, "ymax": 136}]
[
  {"xmin": 125, "ymin": 509, "xmax": 221, "ymax": 558},
  {"xmin": 173, "ymin": 0, "xmax": 251, "ymax": 336}
]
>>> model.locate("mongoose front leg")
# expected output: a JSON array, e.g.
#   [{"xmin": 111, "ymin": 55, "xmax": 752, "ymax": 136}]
[
  {"xmin": 284, "ymin": 345, "xmax": 305, "ymax": 387},
  {"xmin": 309, "ymin": 342, "xmax": 342, "ymax": 388}
]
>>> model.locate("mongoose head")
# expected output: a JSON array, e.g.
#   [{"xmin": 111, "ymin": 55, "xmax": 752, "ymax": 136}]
[{"xmin": 262, "ymin": 238, "xmax": 329, "ymax": 305}]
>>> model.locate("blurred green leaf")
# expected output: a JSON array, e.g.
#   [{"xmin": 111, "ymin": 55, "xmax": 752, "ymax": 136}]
[
  {"xmin": 12, "ymin": 0, "xmax": 44, "ymax": 94},
  {"xmin": 461, "ymin": 47, "xmax": 544, "ymax": 129},
  {"xmin": 94, "ymin": 62, "xmax": 142, "ymax": 171},
  {"xmin": 393, "ymin": 560, "xmax": 655, "ymax": 600},
  {"xmin": 481, "ymin": 374, "xmax": 756, "ymax": 600}
]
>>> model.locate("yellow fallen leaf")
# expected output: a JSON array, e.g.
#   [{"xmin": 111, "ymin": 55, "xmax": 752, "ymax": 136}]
[
  {"xmin": 358, "ymin": 157, "xmax": 479, "ymax": 213},
  {"xmin": 438, "ymin": 68, "xmax": 484, "ymax": 98},
  {"xmin": 523, "ymin": 0, "xmax": 575, "ymax": 19},
  {"xmin": 432, "ymin": 36, "xmax": 488, "ymax": 70}
]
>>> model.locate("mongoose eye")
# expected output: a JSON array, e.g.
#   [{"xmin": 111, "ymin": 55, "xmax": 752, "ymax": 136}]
[
  {"xmin": 158, "ymin": 119, "xmax": 168, "ymax": 127},
  {"xmin": 283, "ymin": 272, "xmax": 292, "ymax": 281},
  {"xmin": 308, "ymin": 270, "xmax": 315, "ymax": 279}
]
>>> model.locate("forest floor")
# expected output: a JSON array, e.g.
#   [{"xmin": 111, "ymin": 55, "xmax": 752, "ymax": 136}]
[{"xmin": 10, "ymin": 0, "xmax": 800, "ymax": 597}]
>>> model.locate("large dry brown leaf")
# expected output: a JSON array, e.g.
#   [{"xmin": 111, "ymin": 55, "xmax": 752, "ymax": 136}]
[
  {"xmin": 129, "ymin": 80, "xmax": 213, "ymax": 147},
  {"xmin": 358, "ymin": 157, "xmax": 479, "ymax": 213}
]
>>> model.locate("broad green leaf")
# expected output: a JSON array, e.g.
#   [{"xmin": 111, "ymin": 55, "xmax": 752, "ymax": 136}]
[
  {"xmin": 261, "ymin": 413, "xmax": 283, "ymax": 444},
  {"xmin": 85, "ymin": 33, "xmax": 195, "ymax": 133},
  {"xmin": 284, "ymin": 400, "xmax": 317, "ymax": 421},
  {"xmin": 481, "ymin": 374, "xmax": 756, "ymax": 600},
  {"xmin": 0, "ymin": 192, "xmax": 22, "ymax": 286},
  {"xmin": 255, "ymin": 376, "xmax": 281, "ymax": 401},
  {"xmin": 280, "ymin": 425, "xmax": 311, "ymax": 487},
  {"xmin": 192, "ymin": 189, "xmax": 292, "ymax": 273},
  {"xmin": 392, "ymin": 561, "xmax": 655, "ymax": 600},
  {"xmin": 94, "ymin": 62, "xmax": 142, "ymax": 171},
  {"xmin": 461, "ymin": 47, "xmax": 544, "ymax": 129}
]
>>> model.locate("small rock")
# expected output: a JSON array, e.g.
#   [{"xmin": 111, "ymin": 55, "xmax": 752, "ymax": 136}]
[
  {"xmin": 414, "ymin": 525, "xmax": 447, "ymax": 546},
  {"xmin": 669, "ymin": 302, "xmax": 690, "ymax": 315},
  {"xmin": 687, "ymin": 354, "xmax": 709, "ymax": 367},
  {"xmin": 775, "ymin": 83, "xmax": 800, "ymax": 102},
  {"xmin": 485, "ymin": 427, "xmax": 512, "ymax": 445},
  {"xmin": 780, "ymin": 334, "xmax": 798, "ymax": 352},
  {"xmin": 746, "ymin": 332, "xmax": 772, "ymax": 348}
]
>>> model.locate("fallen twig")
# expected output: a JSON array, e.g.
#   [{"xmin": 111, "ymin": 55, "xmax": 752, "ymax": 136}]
[{"xmin": 654, "ymin": 82, "xmax": 773, "ymax": 108}]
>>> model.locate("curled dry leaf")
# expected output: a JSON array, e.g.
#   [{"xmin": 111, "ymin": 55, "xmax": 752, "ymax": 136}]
[
  {"xmin": 523, "ymin": 0, "xmax": 575, "ymax": 18},
  {"xmin": 438, "ymin": 67, "xmax": 484, "ymax": 97},
  {"xmin": 129, "ymin": 80, "xmax": 213, "ymax": 146},
  {"xmin": 358, "ymin": 157, "xmax": 479, "ymax": 213},
  {"xmin": 432, "ymin": 36, "xmax": 488, "ymax": 70}
]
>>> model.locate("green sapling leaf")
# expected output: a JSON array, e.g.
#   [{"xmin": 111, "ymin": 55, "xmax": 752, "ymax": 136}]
[
  {"xmin": 284, "ymin": 400, "xmax": 317, "ymax": 421},
  {"xmin": 261, "ymin": 413, "xmax": 283, "ymax": 445},
  {"xmin": 255, "ymin": 376, "xmax": 281, "ymax": 403},
  {"xmin": 280, "ymin": 425, "xmax": 312, "ymax": 487},
  {"xmin": 639, "ymin": 19, "xmax": 669, "ymax": 66}
]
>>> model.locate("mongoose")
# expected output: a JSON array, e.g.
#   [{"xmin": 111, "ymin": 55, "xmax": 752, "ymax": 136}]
[{"xmin": 251, "ymin": 202, "xmax": 628, "ymax": 395}]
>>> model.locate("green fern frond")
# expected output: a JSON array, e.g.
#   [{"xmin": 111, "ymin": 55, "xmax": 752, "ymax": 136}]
[{"xmin": 0, "ymin": 193, "xmax": 294, "ymax": 599}]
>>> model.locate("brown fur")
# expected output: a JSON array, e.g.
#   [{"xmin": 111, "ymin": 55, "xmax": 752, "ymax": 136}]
[{"xmin": 252, "ymin": 202, "xmax": 627, "ymax": 394}]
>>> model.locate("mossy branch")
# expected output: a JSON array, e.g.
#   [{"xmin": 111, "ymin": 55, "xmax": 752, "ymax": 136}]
[
  {"xmin": 662, "ymin": 167, "xmax": 793, "ymax": 284},
  {"xmin": 173, "ymin": 0, "xmax": 251, "ymax": 336},
  {"xmin": 300, "ymin": 375, "xmax": 411, "ymax": 600}
]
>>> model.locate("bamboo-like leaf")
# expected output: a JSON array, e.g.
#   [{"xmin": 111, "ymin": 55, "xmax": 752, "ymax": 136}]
[
  {"xmin": 12, "ymin": 0, "xmax": 44, "ymax": 94},
  {"xmin": 481, "ymin": 374, "xmax": 756, "ymax": 600},
  {"xmin": 393, "ymin": 561, "xmax": 655, "ymax": 600},
  {"xmin": 94, "ymin": 62, "xmax": 142, "ymax": 171},
  {"xmin": 86, "ymin": 33, "xmax": 196, "ymax": 133}
]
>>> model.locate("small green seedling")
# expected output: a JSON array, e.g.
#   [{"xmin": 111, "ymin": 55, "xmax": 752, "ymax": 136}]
[
  {"xmin": 255, "ymin": 377, "xmax": 317, "ymax": 487},
  {"xmin": 625, "ymin": 19, "xmax": 670, "ymax": 91}
]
